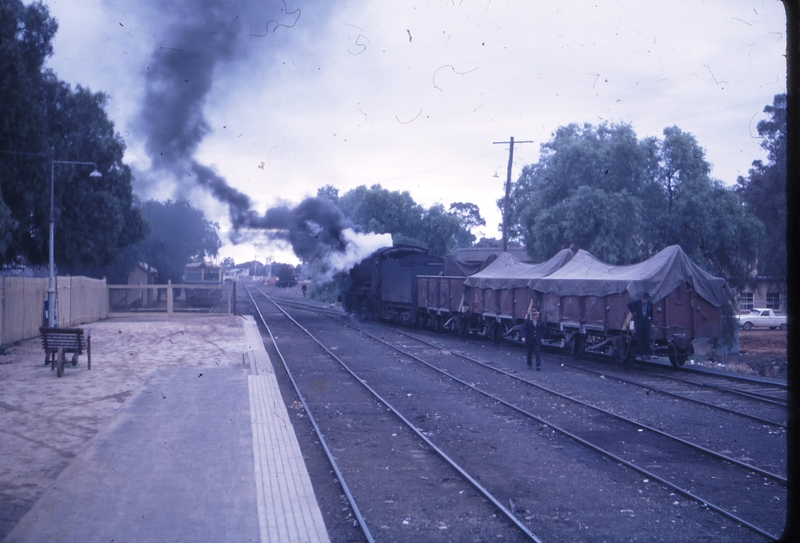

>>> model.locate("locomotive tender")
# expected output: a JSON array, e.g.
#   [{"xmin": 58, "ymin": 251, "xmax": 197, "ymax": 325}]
[
  {"xmin": 341, "ymin": 245, "xmax": 444, "ymax": 323},
  {"xmin": 342, "ymin": 244, "xmax": 727, "ymax": 368}
]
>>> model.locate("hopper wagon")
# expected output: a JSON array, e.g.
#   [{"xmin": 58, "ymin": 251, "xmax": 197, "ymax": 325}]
[{"xmin": 529, "ymin": 246, "xmax": 728, "ymax": 368}]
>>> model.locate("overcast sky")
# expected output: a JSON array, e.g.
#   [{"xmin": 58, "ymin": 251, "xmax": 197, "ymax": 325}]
[{"xmin": 40, "ymin": 0, "xmax": 787, "ymax": 265}]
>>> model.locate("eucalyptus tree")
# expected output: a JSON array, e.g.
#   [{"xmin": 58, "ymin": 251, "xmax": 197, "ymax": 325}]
[
  {"xmin": 138, "ymin": 199, "xmax": 221, "ymax": 284},
  {"xmin": 737, "ymin": 94, "xmax": 786, "ymax": 278},
  {"xmin": 509, "ymin": 122, "xmax": 762, "ymax": 283},
  {"xmin": 333, "ymin": 184, "xmax": 479, "ymax": 256},
  {"xmin": 0, "ymin": 0, "xmax": 146, "ymax": 269}
]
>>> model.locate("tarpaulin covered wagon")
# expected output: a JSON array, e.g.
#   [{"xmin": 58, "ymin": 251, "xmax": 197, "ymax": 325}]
[
  {"xmin": 529, "ymin": 245, "xmax": 728, "ymax": 368},
  {"xmin": 458, "ymin": 249, "xmax": 575, "ymax": 342}
]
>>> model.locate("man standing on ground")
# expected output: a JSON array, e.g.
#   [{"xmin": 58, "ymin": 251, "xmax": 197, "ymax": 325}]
[
  {"xmin": 627, "ymin": 292, "xmax": 653, "ymax": 358},
  {"xmin": 522, "ymin": 309, "xmax": 543, "ymax": 370}
]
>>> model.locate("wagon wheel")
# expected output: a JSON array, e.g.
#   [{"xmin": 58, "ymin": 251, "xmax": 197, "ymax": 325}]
[
  {"xmin": 432, "ymin": 315, "xmax": 442, "ymax": 333},
  {"xmin": 668, "ymin": 344, "xmax": 688, "ymax": 369},
  {"xmin": 572, "ymin": 334, "xmax": 585, "ymax": 360},
  {"xmin": 415, "ymin": 312, "xmax": 425, "ymax": 329}
]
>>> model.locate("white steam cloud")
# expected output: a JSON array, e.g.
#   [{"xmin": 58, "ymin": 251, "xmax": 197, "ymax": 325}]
[{"xmin": 323, "ymin": 229, "xmax": 392, "ymax": 279}]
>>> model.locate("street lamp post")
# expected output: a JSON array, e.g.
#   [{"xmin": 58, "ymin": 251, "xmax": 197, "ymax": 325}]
[{"xmin": 46, "ymin": 159, "xmax": 102, "ymax": 327}]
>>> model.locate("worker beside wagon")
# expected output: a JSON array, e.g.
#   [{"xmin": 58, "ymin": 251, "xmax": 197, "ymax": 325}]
[
  {"xmin": 627, "ymin": 292, "xmax": 653, "ymax": 359},
  {"xmin": 521, "ymin": 309, "xmax": 543, "ymax": 370}
]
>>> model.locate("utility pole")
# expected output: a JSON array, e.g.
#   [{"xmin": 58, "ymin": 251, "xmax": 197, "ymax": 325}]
[{"xmin": 493, "ymin": 137, "xmax": 532, "ymax": 252}]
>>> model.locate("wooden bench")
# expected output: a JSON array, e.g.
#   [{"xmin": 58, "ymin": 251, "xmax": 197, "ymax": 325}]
[{"xmin": 40, "ymin": 327, "xmax": 91, "ymax": 377}]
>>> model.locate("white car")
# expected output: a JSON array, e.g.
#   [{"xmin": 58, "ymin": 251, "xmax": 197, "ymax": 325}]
[{"xmin": 737, "ymin": 308, "xmax": 787, "ymax": 330}]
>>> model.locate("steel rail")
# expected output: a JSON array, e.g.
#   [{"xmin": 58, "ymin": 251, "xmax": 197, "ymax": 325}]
[
  {"xmin": 243, "ymin": 285, "xmax": 375, "ymax": 543},
  {"xmin": 254, "ymin": 294, "xmax": 782, "ymax": 539},
  {"xmin": 273, "ymin": 298, "xmax": 786, "ymax": 474},
  {"xmin": 629, "ymin": 367, "xmax": 787, "ymax": 407},
  {"xmin": 271, "ymin": 295, "xmax": 788, "ymax": 409},
  {"xmin": 637, "ymin": 358, "xmax": 788, "ymax": 389},
  {"xmin": 290, "ymin": 308, "xmax": 781, "ymax": 541},
  {"xmin": 348, "ymin": 321, "xmax": 788, "ymax": 486},
  {"xmin": 560, "ymin": 362, "xmax": 787, "ymax": 429},
  {"xmin": 260, "ymin": 291, "xmax": 544, "ymax": 543},
  {"xmin": 325, "ymin": 317, "xmax": 780, "ymax": 541},
  {"xmin": 446, "ymin": 327, "xmax": 789, "ymax": 429}
]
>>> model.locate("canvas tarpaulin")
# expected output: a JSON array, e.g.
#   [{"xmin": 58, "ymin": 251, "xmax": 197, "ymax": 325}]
[
  {"xmin": 463, "ymin": 248, "xmax": 575, "ymax": 289},
  {"xmin": 529, "ymin": 245, "xmax": 727, "ymax": 307},
  {"xmin": 443, "ymin": 253, "xmax": 498, "ymax": 277}
]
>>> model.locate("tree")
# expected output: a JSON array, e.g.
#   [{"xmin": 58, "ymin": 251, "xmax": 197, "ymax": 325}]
[
  {"xmin": 337, "ymin": 184, "xmax": 424, "ymax": 240},
  {"xmin": 736, "ymin": 94, "xmax": 786, "ymax": 277},
  {"xmin": 418, "ymin": 204, "xmax": 463, "ymax": 256},
  {"xmin": 334, "ymin": 184, "xmax": 480, "ymax": 256},
  {"xmin": 511, "ymin": 123, "xmax": 659, "ymax": 264},
  {"xmin": 316, "ymin": 185, "xmax": 340, "ymax": 204},
  {"xmin": 449, "ymin": 202, "xmax": 485, "ymax": 248},
  {"xmin": 0, "ymin": 0, "xmax": 147, "ymax": 269},
  {"xmin": 0, "ymin": 0, "xmax": 54, "ymax": 152},
  {"xmin": 138, "ymin": 199, "xmax": 221, "ymax": 283},
  {"xmin": 1, "ymin": 0, "xmax": 57, "ymax": 264},
  {"xmin": 46, "ymin": 79, "xmax": 148, "ymax": 271},
  {"xmin": 473, "ymin": 237, "xmax": 504, "ymax": 248},
  {"xmin": 509, "ymin": 122, "xmax": 763, "ymax": 283}
]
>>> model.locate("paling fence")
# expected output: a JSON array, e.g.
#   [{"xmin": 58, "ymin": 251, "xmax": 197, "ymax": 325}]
[{"xmin": 0, "ymin": 276, "xmax": 108, "ymax": 345}]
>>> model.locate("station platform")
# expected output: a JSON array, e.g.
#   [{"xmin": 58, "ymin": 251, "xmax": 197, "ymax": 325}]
[{"xmin": 0, "ymin": 316, "xmax": 329, "ymax": 543}]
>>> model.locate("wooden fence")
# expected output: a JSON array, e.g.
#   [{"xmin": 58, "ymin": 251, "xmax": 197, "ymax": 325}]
[
  {"xmin": 107, "ymin": 281, "xmax": 234, "ymax": 317},
  {"xmin": 0, "ymin": 276, "xmax": 108, "ymax": 345}
]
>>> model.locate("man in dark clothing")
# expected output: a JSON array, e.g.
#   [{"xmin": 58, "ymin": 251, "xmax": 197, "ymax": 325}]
[
  {"xmin": 521, "ymin": 309, "xmax": 543, "ymax": 370},
  {"xmin": 627, "ymin": 292, "xmax": 653, "ymax": 358}
]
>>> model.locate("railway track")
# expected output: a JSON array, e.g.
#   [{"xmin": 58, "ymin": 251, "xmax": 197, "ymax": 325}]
[
  {"xmin": 247, "ymin": 288, "xmax": 786, "ymax": 541},
  {"xmin": 272, "ymin": 294, "xmax": 788, "ymax": 427},
  {"xmin": 246, "ymin": 286, "xmax": 542, "ymax": 542}
]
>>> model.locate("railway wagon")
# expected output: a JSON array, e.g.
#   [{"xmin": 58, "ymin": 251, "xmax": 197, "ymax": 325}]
[
  {"xmin": 342, "ymin": 245, "xmax": 444, "ymax": 323},
  {"xmin": 530, "ymin": 245, "xmax": 727, "ymax": 368},
  {"xmin": 452, "ymin": 249, "xmax": 575, "ymax": 343},
  {"xmin": 416, "ymin": 275, "xmax": 469, "ymax": 332},
  {"xmin": 416, "ymin": 253, "xmax": 499, "ymax": 334}
]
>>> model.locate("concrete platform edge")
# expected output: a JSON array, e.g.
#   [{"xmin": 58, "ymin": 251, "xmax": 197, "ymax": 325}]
[{"xmin": 243, "ymin": 316, "xmax": 330, "ymax": 543}]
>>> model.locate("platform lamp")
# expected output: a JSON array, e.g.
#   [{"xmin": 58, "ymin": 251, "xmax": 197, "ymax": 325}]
[{"xmin": 47, "ymin": 159, "xmax": 102, "ymax": 327}]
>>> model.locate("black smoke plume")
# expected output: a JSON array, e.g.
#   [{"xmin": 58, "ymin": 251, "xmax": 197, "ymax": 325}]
[
  {"xmin": 133, "ymin": 1, "xmax": 381, "ymax": 265},
  {"xmin": 136, "ymin": 1, "xmax": 261, "ymax": 224},
  {"xmin": 249, "ymin": 197, "xmax": 391, "ymax": 273},
  {"xmin": 252, "ymin": 197, "xmax": 354, "ymax": 262}
]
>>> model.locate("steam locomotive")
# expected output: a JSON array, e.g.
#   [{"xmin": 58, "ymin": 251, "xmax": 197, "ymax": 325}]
[{"xmin": 341, "ymin": 245, "xmax": 727, "ymax": 368}]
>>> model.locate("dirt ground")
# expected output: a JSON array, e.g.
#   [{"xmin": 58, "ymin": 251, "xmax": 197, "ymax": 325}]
[
  {"xmin": 0, "ymin": 316, "xmax": 252, "ymax": 540},
  {"xmin": 698, "ymin": 330, "xmax": 788, "ymax": 379}
]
